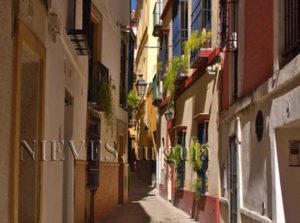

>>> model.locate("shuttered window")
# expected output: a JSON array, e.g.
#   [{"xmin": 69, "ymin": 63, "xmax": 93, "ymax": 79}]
[
  {"xmin": 197, "ymin": 122, "xmax": 208, "ymax": 144},
  {"xmin": 172, "ymin": 0, "xmax": 188, "ymax": 56},
  {"xmin": 191, "ymin": 0, "xmax": 211, "ymax": 33}
]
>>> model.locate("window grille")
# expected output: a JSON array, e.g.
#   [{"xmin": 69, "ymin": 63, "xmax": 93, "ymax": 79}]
[{"xmin": 283, "ymin": 0, "xmax": 300, "ymax": 57}]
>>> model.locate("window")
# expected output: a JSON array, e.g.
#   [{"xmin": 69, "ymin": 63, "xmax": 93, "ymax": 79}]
[
  {"xmin": 283, "ymin": 0, "xmax": 300, "ymax": 57},
  {"xmin": 172, "ymin": 0, "xmax": 188, "ymax": 56},
  {"xmin": 176, "ymin": 130, "xmax": 186, "ymax": 189},
  {"xmin": 219, "ymin": 0, "xmax": 239, "ymax": 102},
  {"xmin": 191, "ymin": 0, "xmax": 211, "ymax": 33},
  {"xmin": 197, "ymin": 122, "xmax": 208, "ymax": 144},
  {"xmin": 289, "ymin": 141, "xmax": 300, "ymax": 166},
  {"xmin": 159, "ymin": 32, "xmax": 169, "ymax": 76},
  {"xmin": 120, "ymin": 34, "xmax": 127, "ymax": 107}
]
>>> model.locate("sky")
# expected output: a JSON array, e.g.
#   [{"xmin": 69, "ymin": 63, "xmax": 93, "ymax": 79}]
[{"xmin": 131, "ymin": 0, "xmax": 137, "ymax": 10}]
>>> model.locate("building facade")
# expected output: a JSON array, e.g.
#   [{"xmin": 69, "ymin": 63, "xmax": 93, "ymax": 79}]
[
  {"xmin": 152, "ymin": 0, "xmax": 221, "ymax": 222},
  {"xmin": 133, "ymin": 0, "xmax": 160, "ymax": 185},
  {"xmin": 87, "ymin": 0, "xmax": 132, "ymax": 221},
  {"xmin": 142, "ymin": 0, "xmax": 300, "ymax": 223},
  {"xmin": 0, "ymin": 0, "xmax": 132, "ymax": 222},
  {"xmin": 219, "ymin": 0, "xmax": 300, "ymax": 222}
]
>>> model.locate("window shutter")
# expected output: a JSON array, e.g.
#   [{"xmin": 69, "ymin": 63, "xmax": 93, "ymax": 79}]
[
  {"xmin": 172, "ymin": 0, "xmax": 181, "ymax": 56},
  {"xmin": 198, "ymin": 122, "xmax": 208, "ymax": 144},
  {"xmin": 192, "ymin": 0, "xmax": 201, "ymax": 32}
]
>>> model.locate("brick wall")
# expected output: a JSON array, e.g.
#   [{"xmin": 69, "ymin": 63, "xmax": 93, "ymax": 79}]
[{"xmin": 75, "ymin": 161, "xmax": 88, "ymax": 223}]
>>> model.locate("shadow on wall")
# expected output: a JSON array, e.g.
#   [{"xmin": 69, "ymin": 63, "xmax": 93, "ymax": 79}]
[
  {"xmin": 135, "ymin": 159, "xmax": 156, "ymax": 185},
  {"xmin": 101, "ymin": 173, "xmax": 154, "ymax": 223}
]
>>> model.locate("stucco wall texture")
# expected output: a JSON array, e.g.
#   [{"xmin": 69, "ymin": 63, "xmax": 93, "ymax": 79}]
[{"xmin": 0, "ymin": 0, "xmax": 13, "ymax": 222}]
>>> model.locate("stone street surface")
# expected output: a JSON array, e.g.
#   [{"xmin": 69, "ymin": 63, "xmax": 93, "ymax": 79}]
[{"xmin": 102, "ymin": 176, "xmax": 197, "ymax": 223}]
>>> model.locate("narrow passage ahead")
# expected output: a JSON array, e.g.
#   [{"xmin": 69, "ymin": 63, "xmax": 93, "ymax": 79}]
[{"xmin": 102, "ymin": 176, "xmax": 197, "ymax": 223}]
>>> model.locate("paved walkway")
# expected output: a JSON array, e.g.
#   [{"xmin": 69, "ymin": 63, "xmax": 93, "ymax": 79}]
[{"xmin": 102, "ymin": 175, "xmax": 197, "ymax": 223}]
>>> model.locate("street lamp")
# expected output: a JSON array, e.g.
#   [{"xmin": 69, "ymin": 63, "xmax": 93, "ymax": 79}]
[{"xmin": 135, "ymin": 74, "xmax": 147, "ymax": 98}]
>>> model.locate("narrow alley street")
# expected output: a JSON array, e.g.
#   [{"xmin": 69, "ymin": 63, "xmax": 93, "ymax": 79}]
[{"xmin": 102, "ymin": 175, "xmax": 197, "ymax": 223}]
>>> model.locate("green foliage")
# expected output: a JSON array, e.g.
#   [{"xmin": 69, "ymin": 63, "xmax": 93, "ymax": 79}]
[
  {"xmin": 98, "ymin": 82, "xmax": 113, "ymax": 126},
  {"xmin": 163, "ymin": 56, "xmax": 181, "ymax": 94},
  {"xmin": 163, "ymin": 30, "xmax": 211, "ymax": 99},
  {"xmin": 184, "ymin": 29, "xmax": 211, "ymax": 56},
  {"xmin": 189, "ymin": 142, "xmax": 209, "ymax": 172},
  {"xmin": 192, "ymin": 178, "xmax": 202, "ymax": 200},
  {"xmin": 127, "ymin": 90, "xmax": 139, "ymax": 109},
  {"xmin": 168, "ymin": 144, "xmax": 182, "ymax": 166},
  {"xmin": 189, "ymin": 141, "xmax": 209, "ymax": 198},
  {"xmin": 168, "ymin": 144, "xmax": 184, "ymax": 189}
]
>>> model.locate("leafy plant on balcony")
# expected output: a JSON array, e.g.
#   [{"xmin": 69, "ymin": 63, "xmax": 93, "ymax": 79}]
[
  {"xmin": 189, "ymin": 141, "xmax": 209, "ymax": 199},
  {"xmin": 184, "ymin": 29, "xmax": 210, "ymax": 56},
  {"xmin": 163, "ymin": 30, "xmax": 211, "ymax": 103},
  {"xmin": 127, "ymin": 90, "xmax": 139, "ymax": 109}
]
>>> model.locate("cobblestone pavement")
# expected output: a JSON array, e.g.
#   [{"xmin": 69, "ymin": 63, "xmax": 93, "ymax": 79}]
[{"xmin": 101, "ymin": 176, "xmax": 197, "ymax": 223}]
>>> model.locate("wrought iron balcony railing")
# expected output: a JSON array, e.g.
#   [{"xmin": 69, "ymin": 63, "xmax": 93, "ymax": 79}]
[{"xmin": 67, "ymin": 0, "xmax": 91, "ymax": 55}]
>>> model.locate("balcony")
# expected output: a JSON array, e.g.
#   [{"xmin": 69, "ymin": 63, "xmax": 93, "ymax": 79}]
[
  {"xmin": 67, "ymin": 0, "xmax": 91, "ymax": 55},
  {"xmin": 152, "ymin": 74, "xmax": 163, "ymax": 106},
  {"xmin": 190, "ymin": 32, "xmax": 212, "ymax": 68},
  {"xmin": 153, "ymin": 1, "xmax": 163, "ymax": 37},
  {"xmin": 88, "ymin": 60, "xmax": 110, "ymax": 110}
]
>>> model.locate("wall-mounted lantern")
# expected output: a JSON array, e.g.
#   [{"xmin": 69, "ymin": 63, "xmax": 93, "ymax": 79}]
[{"xmin": 135, "ymin": 74, "xmax": 147, "ymax": 98}]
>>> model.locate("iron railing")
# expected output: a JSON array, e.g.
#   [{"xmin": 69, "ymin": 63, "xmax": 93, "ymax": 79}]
[
  {"xmin": 67, "ymin": 0, "xmax": 91, "ymax": 55},
  {"xmin": 88, "ymin": 60, "xmax": 109, "ymax": 107}
]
